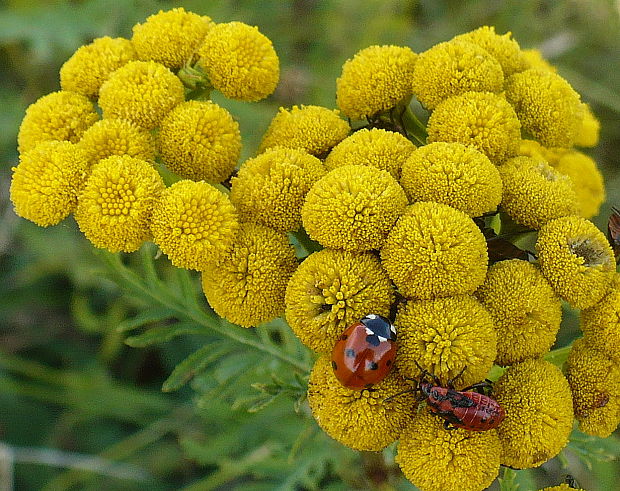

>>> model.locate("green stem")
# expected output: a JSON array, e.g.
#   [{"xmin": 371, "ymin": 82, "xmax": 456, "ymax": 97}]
[
  {"xmin": 290, "ymin": 228, "xmax": 323, "ymax": 256},
  {"xmin": 399, "ymin": 103, "xmax": 427, "ymax": 145}
]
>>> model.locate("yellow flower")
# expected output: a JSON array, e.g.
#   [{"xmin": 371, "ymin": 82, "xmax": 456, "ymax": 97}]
[
  {"xmin": 427, "ymin": 91, "xmax": 521, "ymax": 164},
  {"xmin": 452, "ymin": 25, "xmax": 527, "ymax": 77},
  {"xmin": 397, "ymin": 408, "xmax": 501, "ymax": 491},
  {"xmin": 78, "ymin": 118, "xmax": 155, "ymax": 165},
  {"xmin": 17, "ymin": 90, "xmax": 99, "ymax": 153},
  {"xmin": 540, "ymin": 485, "xmax": 586, "ymax": 491},
  {"xmin": 412, "ymin": 40, "xmax": 503, "ymax": 110},
  {"xmin": 505, "ymin": 69, "xmax": 584, "ymax": 148},
  {"xmin": 553, "ymin": 150, "xmax": 605, "ymax": 219},
  {"xmin": 536, "ymin": 216, "xmax": 615, "ymax": 309},
  {"xmin": 395, "ymin": 295, "xmax": 497, "ymax": 388},
  {"xmin": 518, "ymin": 139, "xmax": 566, "ymax": 164},
  {"xmin": 499, "ymin": 156, "xmax": 578, "ymax": 229},
  {"xmin": 400, "ymin": 142, "xmax": 502, "ymax": 217},
  {"xmin": 158, "ymin": 100, "xmax": 241, "ymax": 183},
  {"xmin": 573, "ymin": 103, "xmax": 600, "ymax": 147},
  {"xmin": 285, "ymin": 249, "xmax": 394, "ymax": 353},
  {"xmin": 259, "ymin": 105, "xmax": 350, "ymax": 157},
  {"xmin": 230, "ymin": 147, "xmax": 326, "ymax": 232},
  {"xmin": 131, "ymin": 8, "xmax": 213, "ymax": 69},
  {"xmin": 98, "ymin": 60, "xmax": 184, "ymax": 129},
  {"xmin": 197, "ymin": 21, "xmax": 279, "ymax": 101},
  {"xmin": 580, "ymin": 275, "xmax": 620, "ymax": 363},
  {"xmin": 74, "ymin": 155, "xmax": 165, "ymax": 253},
  {"xmin": 201, "ymin": 222, "xmax": 297, "ymax": 327},
  {"xmin": 59, "ymin": 37, "xmax": 137, "ymax": 97},
  {"xmin": 492, "ymin": 358, "xmax": 573, "ymax": 469},
  {"xmin": 566, "ymin": 338, "xmax": 620, "ymax": 437},
  {"xmin": 150, "ymin": 180, "xmax": 239, "ymax": 271},
  {"xmin": 10, "ymin": 141, "xmax": 89, "ymax": 226},
  {"xmin": 307, "ymin": 355, "xmax": 417, "ymax": 451},
  {"xmin": 380, "ymin": 202, "xmax": 488, "ymax": 299},
  {"xmin": 325, "ymin": 128, "xmax": 416, "ymax": 180},
  {"xmin": 336, "ymin": 45, "xmax": 417, "ymax": 120},
  {"xmin": 521, "ymin": 48, "xmax": 557, "ymax": 72},
  {"xmin": 475, "ymin": 259, "xmax": 562, "ymax": 366},
  {"xmin": 302, "ymin": 165, "xmax": 407, "ymax": 251}
]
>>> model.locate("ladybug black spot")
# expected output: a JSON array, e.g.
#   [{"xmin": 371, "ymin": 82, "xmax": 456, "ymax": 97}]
[
  {"xmin": 345, "ymin": 348, "xmax": 356, "ymax": 358},
  {"xmin": 340, "ymin": 334, "xmax": 348, "ymax": 341},
  {"xmin": 365, "ymin": 383, "xmax": 373, "ymax": 389},
  {"xmin": 331, "ymin": 361, "xmax": 338, "ymax": 371},
  {"xmin": 367, "ymin": 361, "xmax": 379, "ymax": 370},
  {"xmin": 386, "ymin": 359, "xmax": 392, "ymax": 366}
]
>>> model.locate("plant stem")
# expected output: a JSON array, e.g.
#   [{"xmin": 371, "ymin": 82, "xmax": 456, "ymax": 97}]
[{"xmin": 399, "ymin": 103, "xmax": 427, "ymax": 145}]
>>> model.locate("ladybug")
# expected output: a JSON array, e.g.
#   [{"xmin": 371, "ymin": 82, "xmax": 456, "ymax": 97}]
[
  {"xmin": 331, "ymin": 314, "xmax": 397, "ymax": 390},
  {"xmin": 607, "ymin": 206, "xmax": 620, "ymax": 263}
]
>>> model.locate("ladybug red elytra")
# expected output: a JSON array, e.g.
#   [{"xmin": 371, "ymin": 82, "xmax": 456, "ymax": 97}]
[{"xmin": 331, "ymin": 314, "xmax": 397, "ymax": 390}]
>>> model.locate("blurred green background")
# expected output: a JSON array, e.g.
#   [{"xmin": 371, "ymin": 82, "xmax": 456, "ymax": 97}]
[{"xmin": 1, "ymin": 0, "xmax": 619, "ymax": 489}]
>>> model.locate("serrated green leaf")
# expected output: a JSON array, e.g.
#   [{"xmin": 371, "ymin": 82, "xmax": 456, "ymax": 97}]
[
  {"xmin": 124, "ymin": 323, "xmax": 210, "ymax": 347},
  {"xmin": 116, "ymin": 308, "xmax": 177, "ymax": 333},
  {"xmin": 162, "ymin": 344, "xmax": 233, "ymax": 392}
]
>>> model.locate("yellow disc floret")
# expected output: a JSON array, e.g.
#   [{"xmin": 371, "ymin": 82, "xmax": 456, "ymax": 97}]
[
  {"xmin": 573, "ymin": 103, "xmax": 600, "ymax": 148},
  {"xmin": 302, "ymin": 165, "xmax": 408, "ymax": 251},
  {"xmin": 10, "ymin": 141, "xmax": 90, "ymax": 226},
  {"xmin": 158, "ymin": 100, "xmax": 241, "ymax": 183},
  {"xmin": 580, "ymin": 276, "xmax": 620, "ymax": 363},
  {"xmin": 150, "ymin": 180, "xmax": 239, "ymax": 271}
]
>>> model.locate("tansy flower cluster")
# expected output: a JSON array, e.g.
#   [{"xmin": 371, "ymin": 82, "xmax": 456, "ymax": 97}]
[{"xmin": 10, "ymin": 14, "xmax": 619, "ymax": 491}]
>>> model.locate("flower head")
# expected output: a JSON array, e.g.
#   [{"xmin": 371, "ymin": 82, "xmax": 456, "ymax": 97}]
[
  {"xmin": 573, "ymin": 104, "xmax": 600, "ymax": 148},
  {"xmin": 150, "ymin": 180, "xmax": 239, "ymax": 271},
  {"xmin": 536, "ymin": 216, "xmax": 615, "ymax": 309},
  {"xmin": 540, "ymin": 485, "xmax": 586, "ymax": 491},
  {"xmin": 395, "ymin": 295, "xmax": 497, "ymax": 387},
  {"xmin": 475, "ymin": 259, "xmax": 562, "ymax": 365},
  {"xmin": 505, "ymin": 69, "xmax": 584, "ymax": 148},
  {"xmin": 201, "ymin": 222, "xmax": 297, "ymax": 327},
  {"xmin": 325, "ymin": 128, "xmax": 416, "ymax": 180},
  {"xmin": 98, "ymin": 60, "xmax": 184, "ymax": 129},
  {"xmin": 580, "ymin": 275, "xmax": 620, "ymax": 363},
  {"xmin": 17, "ymin": 91, "xmax": 99, "ymax": 153},
  {"xmin": 285, "ymin": 249, "xmax": 394, "ymax": 353},
  {"xmin": 132, "ymin": 8, "xmax": 213, "ymax": 69},
  {"xmin": 302, "ymin": 165, "xmax": 407, "ymax": 251},
  {"xmin": 197, "ymin": 21, "xmax": 279, "ymax": 101},
  {"xmin": 518, "ymin": 139, "xmax": 566, "ymax": 165},
  {"xmin": 492, "ymin": 358, "xmax": 574, "ymax": 469},
  {"xmin": 158, "ymin": 100, "xmax": 241, "ymax": 183},
  {"xmin": 522, "ymin": 49, "xmax": 557, "ymax": 72},
  {"xmin": 412, "ymin": 40, "xmax": 504, "ymax": 110},
  {"xmin": 380, "ymin": 202, "xmax": 488, "ymax": 299},
  {"xmin": 427, "ymin": 91, "xmax": 521, "ymax": 164},
  {"xmin": 336, "ymin": 45, "xmax": 417, "ymax": 120},
  {"xmin": 400, "ymin": 142, "xmax": 502, "ymax": 217},
  {"xmin": 230, "ymin": 147, "xmax": 326, "ymax": 232},
  {"xmin": 60, "ymin": 37, "xmax": 137, "ymax": 97},
  {"xmin": 10, "ymin": 141, "xmax": 89, "ymax": 226},
  {"xmin": 74, "ymin": 155, "xmax": 165, "ymax": 252},
  {"xmin": 307, "ymin": 355, "xmax": 417, "ymax": 451},
  {"xmin": 259, "ymin": 105, "xmax": 350, "ymax": 157},
  {"xmin": 397, "ymin": 408, "xmax": 501, "ymax": 491},
  {"xmin": 499, "ymin": 156, "xmax": 578, "ymax": 229}
]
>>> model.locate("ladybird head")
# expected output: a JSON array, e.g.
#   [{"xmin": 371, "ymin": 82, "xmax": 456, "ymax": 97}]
[{"xmin": 360, "ymin": 313, "xmax": 397, "ymax": 345}]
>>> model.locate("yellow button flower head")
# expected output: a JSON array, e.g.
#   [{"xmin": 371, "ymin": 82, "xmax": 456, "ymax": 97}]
[
  {"xmin": 10, "ymin": 141, "xmax": 90, "ymax": 227},
  {"xmin": 201, "ymin": 222, "xmax": 297, "ymax": 328},
  {"xmin": 518, "ymin": 139, "xmax": 566, "ymax": 165},
  {"xmin": 505, "ymin": 69, "xmax": 584, "ymax": 148},
  {"xmin": 98, "ymin": 60, "xmax": 184, "ymax": 129},
  {"xmin": 78, "ymin": 118, "xmax": 155, "ymax": 165},
  {"xmin": 230, "ymin": 147, "xmax": 326, "ymax": 232},
  {"xmin": 453, "ymin": 26, "xmax": 527, "ymax": 77},
  {"xmin": 302, "ymin": 165, "xmax": 407, "ymax": 251},
  {"xmin": 499, "ymin": 156, "xmax": 578, "ymax": 229},
  {"xmin": 573, "ymin": 103, "xmax": 600, "ymax": 147},
  {"xmin": 492, "ymin": 358, "xmax": 573, "ymax": 469},
  {"xmin": 336, "ymin": 45, "xmax": 417, "ymax": 120},
  {"xmin": 158, "ymin": 100, "xmax": 241, "ymax": 183},
  {"xmin": 307, "ymin": 355, "xmax": 417, "ymax": 451},
  {"xmin": 580, "ymin": 275, "xmax": 620, "ymax": 362},
  {"xmin": 400, "ymin": 142, "xmax": 502, "ymax": 217},
  {"xmin": 74, "ymin": 155, "xmax": 165, "ymax": 253},
  {"xmin": 285, "ymin": 249, "xmax": 394, "ymax": 353},
  {"xmin": 536, "ymin": 216, "xmax": 615, "ymax": 309},
  {"xmin": 150, "ymin": 180, "xmax": 239, "ymax": 271},
  {"xmin": 197, "ymin": 21, "xmax": 279, "ymax": 101},
  {"xmin": 325, "ymin": 128, "xmax": 416, "ymax": 180},
  {"xmin": 397, "ymin": 408, "xmax": 501, "ymax": 491},
  {"xmin": 259, "ymin": 105, "xmax": 350, "ymax": 157},
  {"xmin": 553, "ymin": 150, "xmax": 605, "ymax": 219},
  {"xmin": 17, "ymin": 90, "xmax": 99, "ymax": 153},
  {"xmin": 131, "ymin": 8, "xmax": 213, "ymax": 69},
  {"xmin": 395, "ymin": 295, "xmax": 497, "ymax": 388},
  {"xmin": 540, "ymin": 485, "xmax": 586, "ymax": 491},
  {"xmin": 475, "ymin": 259, "xmax": 562, "ymax": 365},
  {"xmin": 427, "ymin": 91, "xmax": 521, "ymax": 163},
  {"xmin": 566, "ymin": 338, "xmax": 620, "ymax": 437},
  {"xmin": 412, "ymin": 40, "xmax": 504, "ymax": 110},
  {"xmin": 59, "ymin": 37, "xmax": 137, "ymax": 97},
  {"xmin": 522, "ymin": 48, "xmax": 557, "ymax": 72},
  {"xmin": 381, "ymin": 202, "xmax": 488, "ymax": 299}
]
